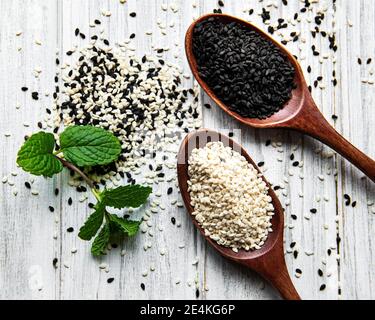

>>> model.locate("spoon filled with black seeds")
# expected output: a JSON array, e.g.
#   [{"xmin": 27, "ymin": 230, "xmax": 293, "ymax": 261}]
[{"xmin": 186, "ymin": 14, "xmax": 375, "ymax": 182}]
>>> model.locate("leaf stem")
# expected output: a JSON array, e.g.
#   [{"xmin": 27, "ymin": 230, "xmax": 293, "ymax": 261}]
[
  {"xmin": 53, "ymin": 150, "xmax": 62, "ymax": 156},
  {"xmin": 56, "ymin": 156, "xmax": 95, "ymax": 189},
  {"xmin": 91, "ymin": 188, "xmax": 101, "ymax": 201}
]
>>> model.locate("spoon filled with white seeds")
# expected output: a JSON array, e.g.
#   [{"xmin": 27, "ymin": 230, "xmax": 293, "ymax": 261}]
[{"xmin": 177, "ymin": 128, "xmax": 300, "ymax": 300}]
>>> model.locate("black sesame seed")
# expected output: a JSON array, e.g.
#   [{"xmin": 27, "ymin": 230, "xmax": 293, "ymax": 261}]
[
  {"xmin": 31, "ymin": 92, "xmax": 39, "ymax": 100},
  {"xmin": 129, "ymin": 12, "xmax": 136, "ymax": 17},
  {"xmin": 265, "ymin": 139, "xmax": 271, "ymax": 146},
  {"xmin": 351, "ymin": 201, "xmax": 357, "ymax": 208},
  {"xmin": 21, "ymin": 86, "xmax": 28, "ymax": 92},
  {"xmin": 291, "ymin": 214, "xmax": 297, "ymax": 220},
  {"xmin": 293, "ymin": 250, "xmax": 298, "ymax": 259},
  {"xmin": 257, "ymin": 161, "xmax": 265, "ymax": 167},
  {"xmin": 318, "ymin": 269, "xmax": 323, "ymax": 277},
  {"xmin": 37, "ymin": 122, "xmax": 43, "ymax": 129},
  {"xmin": 75, "ymin": 28, "xmax": 80, "ymax": 36},
  {"xmin": 290, "ymin": 242, "xmax": 296, "ymax": 248},
  {"xmin": 67, "ymin": 227, "xmax": 74, "ymax": 233},
  {"xmin": 130, "ymin": 33, "xmax": 135, "ymax": 39},
  {"xmin": 107, "ymin": 278, "xmax": 114, "ymax": 284},
  {"xmin": 310, "ymin": 208, "xmax": 317, "ymax": 214},
  {"xmin": 54, "ymin": 188, "xmax": 59, "ymax": 196},
  {"xmin": 94, "ymin": 19, "xmax": 101, "ymax": 25},
  {"xmin": 319, "ymin": 284, "xmax": 326, "ymax": 291},
  {"xmin": 171, "ymin": 217, "xmax": 176, "ymax": 225},
  {"xmin": 48, "ymin": 206, "xmax": 55, "ymax": 212},
  {"xmin": 295, "ymin": 268, "xmax": 302, "ymax": 274},
  {"xmin": 141, "ymin": 283, "xmax": 145, "ymax": 290},
  {"xmin": 195, "ymin": 289, "xmax": 200, "ymax": 298},
  {"xmin": 53, "ymin": 258, "xmax": 58, "ymax": 268},
  {"xmin": 25, "ymin": 182, "xmax": 31, "ymax": 189},
  {"xmin": 204, "ymin": 103, "xmax": 211, "ymax": 109},
  {"xmin": 358, "ymin": 58, "xmax": 362, "ymax": 65},
  {"xmin": 103, "ymin": 39, "xmax": 109, "ymax": 46},
  {"xmin": 218, "ymin": 0, "xmax": 224, "ymax": 7},
  {"xmin": 68, "ymin": 197, "xmax": 73, "ymax": 205},
  {"xmin": 167, "ymin": 187, "xmax": 173, "ymax": 195}
]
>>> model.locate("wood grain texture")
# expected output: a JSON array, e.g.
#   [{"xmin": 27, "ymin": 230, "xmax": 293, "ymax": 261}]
[{"xmin": 0, "ymin": 0, "xmax": 374, "ymax": 300}]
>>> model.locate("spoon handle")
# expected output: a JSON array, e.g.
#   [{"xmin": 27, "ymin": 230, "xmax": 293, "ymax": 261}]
[
  {"xmin": 265, "ymin": 266, "xmax": 301, "ymax": 300},
  {"xmin": 245, "ymin": 246, "xmax": 301, "ymax": 300},
  {"xmin": 290, "ymin": 100, "xmax": 375, "ymax": 182}
]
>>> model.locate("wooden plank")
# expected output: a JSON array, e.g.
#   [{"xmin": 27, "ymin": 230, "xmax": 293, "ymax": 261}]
[
  {"xmin": 0, "ymin": 0, "xmax": 60, "ymax": 299},
  {"xmin": 336, "ymin": 0, "xmax": 375, "ymax": 300},
  {"xmin": 56, "ymin": 0, "xmax": 206, "ymax": 300}
]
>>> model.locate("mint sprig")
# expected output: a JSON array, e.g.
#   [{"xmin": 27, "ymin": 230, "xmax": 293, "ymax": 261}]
[
  {"xmin": 78, "ymin": 185, "xmax": 151, "ymax": 256},
  {"xmin": 16, "ymin": 125, "xmax": 152, "ymax": 256}
]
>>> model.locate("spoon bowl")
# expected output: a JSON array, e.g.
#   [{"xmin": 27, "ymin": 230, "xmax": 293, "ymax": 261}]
[
  {"xmin": 185, "ymin": 14, "xmax": 375, "ymax": 181},
  {"xmin": 177, "ymin": 128, "xmax": 300, "ymax": 300}
]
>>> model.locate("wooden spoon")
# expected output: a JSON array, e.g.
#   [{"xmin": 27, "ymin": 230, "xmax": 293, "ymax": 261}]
[
  {"xmin": 185, "ymin": 14, "xmax": 375, "ymax": 182},
  {"xmin": 177, "ymin": 128, "xmax": 301, "ymax": 300}
]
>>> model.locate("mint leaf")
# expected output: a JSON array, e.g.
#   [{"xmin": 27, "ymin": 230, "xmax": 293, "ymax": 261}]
[
  {"xmin": 109, "ymin": 214, "xmax": 141, "ymax": 237},
  {"xmin": 91, "ymin": 222, "xmax": 110, "ymax": 256},
  {"xmin": 102, "ymin": 185, "xmax": 152, "ymax": 209},
  {"xmin": 78, "ymin": 202, "xmax": 105, "ymax": 241},
  {"xmin": 17, "ymin": 132, "xmax": 63, "ymax": 177},
  {"xmin": 60, "ymin": 126, "xmax": 121, "ymax": 167}
]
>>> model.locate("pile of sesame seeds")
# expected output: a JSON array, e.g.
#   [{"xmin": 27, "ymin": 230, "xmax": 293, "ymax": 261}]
[
  {"xmin": 188, "ymin": 141, "xmax": 274, "ymax": 252},
  {"xmin": 193, "ymin": 17, "xmax": 296, "ymax": 119},
  {"xmin": 52, "ymin": 39, "xmax": 201, "ymax": 182}
]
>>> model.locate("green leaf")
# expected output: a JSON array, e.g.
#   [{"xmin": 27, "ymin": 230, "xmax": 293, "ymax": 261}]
[
  {"xmin": 109, "ymin": 214, "xmax": 141, "ymax": 237},
  {"xmin": 102, "ymin": 185, "xmax": 152, "ymax": 209},
  {"xmin": 60, "ymin": 126, "xmax": 121, "ymax": 167},
  {"xmin": 16, "ymin": 132, "xmax": 63, "ymax": 178},
  {"xmin": 91, "ymin": 222, "xmax": 110, "ymax": 256},
  {"xmin": 78, "ymin": 202, "xmax": 105, "ymax": 241}
]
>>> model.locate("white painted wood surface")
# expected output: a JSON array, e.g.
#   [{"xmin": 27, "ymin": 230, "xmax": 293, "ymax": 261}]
[{"xmin": 0, "ymin": 0, "xmax": 374, "ymax": 300}]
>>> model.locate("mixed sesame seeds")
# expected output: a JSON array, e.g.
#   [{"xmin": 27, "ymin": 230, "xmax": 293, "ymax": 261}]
[{"xmin": 52, "ymin": 40, "xmax": 201, "ymax": 182}]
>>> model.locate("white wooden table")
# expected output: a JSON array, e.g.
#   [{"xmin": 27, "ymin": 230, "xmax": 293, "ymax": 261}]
[{"xmin": 0, "ymin": 0, "xmax": 374, "ymax": 300}]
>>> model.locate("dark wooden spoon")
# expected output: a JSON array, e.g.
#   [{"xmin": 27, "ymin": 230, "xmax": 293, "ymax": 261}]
[
  {"xmin": 177, "ymin": 128, "xmax": 301, "ymax": 300},
  {"xmin": 185, "ymin": 13, "xmax": 375, "ymax": 182}
]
